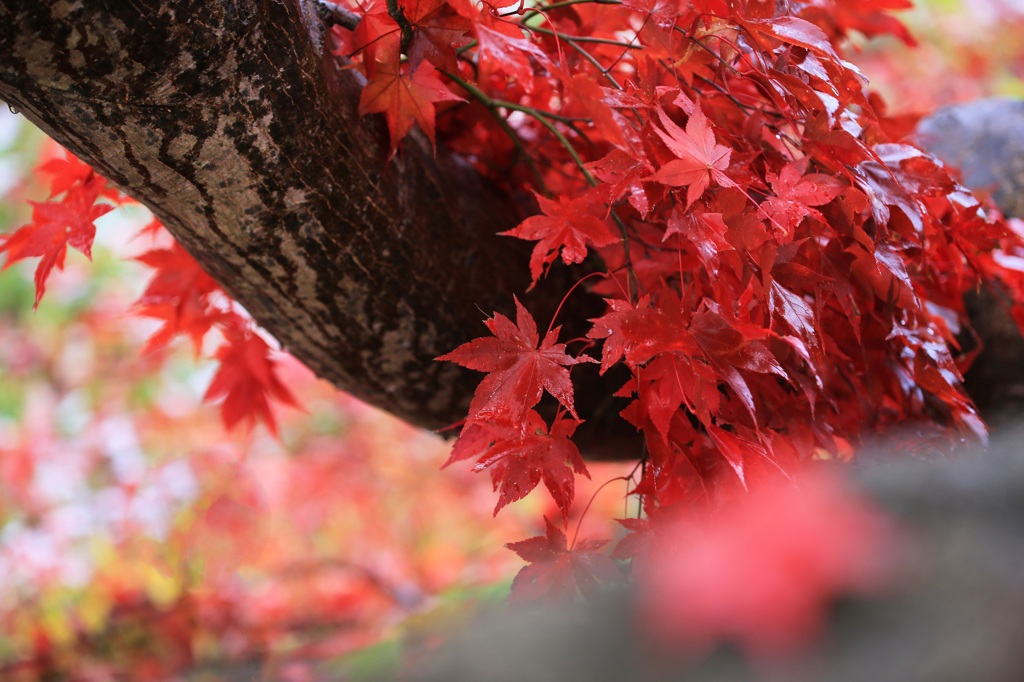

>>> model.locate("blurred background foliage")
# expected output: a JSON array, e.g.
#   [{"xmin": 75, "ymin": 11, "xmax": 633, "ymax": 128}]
[
  {"xmin": 0, "ymin": 112, "xmax": 637, "ymax": 680},
  {"xmin": 855, "ymin": 0, "xmax": 1024, "ymax": 110},
  {"xmin": 2, "ymin": 0, "xmax": 1024, "ymax": 679}
]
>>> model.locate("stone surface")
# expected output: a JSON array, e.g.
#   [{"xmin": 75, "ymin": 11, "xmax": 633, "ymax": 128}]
[
  {"xmin": 918, "ymin": 98, "xmax": 1024, "ymax": 420},
  {"xmin": 918, "ymin": 98, "xmax": 1024, "ymax": 219}
]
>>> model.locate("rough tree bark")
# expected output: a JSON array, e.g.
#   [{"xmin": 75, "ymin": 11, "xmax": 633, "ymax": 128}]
[
  {"xmin": 0, "ymin": 0, "xmax": 534, "ymax": 428},
  {"xmin": 0, "ymin": 0, "xmax": 636, "ymax": 458}
]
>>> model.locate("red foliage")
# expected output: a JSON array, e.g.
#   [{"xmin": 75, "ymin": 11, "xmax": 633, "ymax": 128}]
[
  {"xmin": 202, "ymin": 320, "xmax": 301, "ymax": 436},
  {"xmin": 359, "ymin": 42, "xmax": 465, "ymax": 156},
  {"xmin": 6, "ymin": 0, "xmax": 1024, "ymax": 667},
  {"xmin": 506, "ymin": 516, "xmax": 619, "ymax": 601},
  {"xmin": 134, "ymin": 241, "xmax": 223, "ymax": 355},
  {"xmin": 636, "ymin": 469, "xmax": 892, "ymax": 656},
  {"xmin": 444, "ymin": 410, "xmax": 588, "ymax": 517},
  {"xmin": 648, "ymin": 104, "xmax": 736, "ymax": 208},
  {"xmin": 0, "ymin": 162, "xmax": 112, "ymax": 307},
  {"xmin": 437, "ymin": 296, "xmax": 592, "ymax": 423},
  {"xmin": 378, "ymin": 0, "xmax": 1022, "ymax": 528},
  {"xmin": 501, "ymin": 191, "xmax": 618, "ymax": 285},
  {"xmin": 326, "ymin": 0, "xmax": 1024, "ymax": 623}
]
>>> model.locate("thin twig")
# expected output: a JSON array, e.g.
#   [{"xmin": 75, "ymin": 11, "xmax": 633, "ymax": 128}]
[{"xmin": 316, "ymin": 0, "xmax": 361, "ymax": 31}]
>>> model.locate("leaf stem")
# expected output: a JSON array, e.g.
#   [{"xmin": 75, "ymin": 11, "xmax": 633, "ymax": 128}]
[
  {"xmin": 316, "ymin": 0, "xmax": 361, "ymax": 30},
  {"xmin": 610, "ymin": 210, "xmax": 638, "ymax": 302},
  {"xmin": 545, "ymin": 271, "xmax": 607, "ymax": 338},
  {"xmin": 569, "ymin": 475, "xmax": 632, "ymax": 550},
  {"xmin": 565, "ymin": 39, "xmax": 624, "ymax": 90},
  {"xmin": 385, "ymin": 0, "xmax": 414, "ymax": 53},
  {"xmin": 523, "ymin": 24, "xmax": 638, "ymax": 48},
  {"xmin": 522, "ymin": 0, "xmax": 622, "ymax": 17},
  {"xmin": 448, "ymin": 72, "xmax": 597, "ymax": 185}
]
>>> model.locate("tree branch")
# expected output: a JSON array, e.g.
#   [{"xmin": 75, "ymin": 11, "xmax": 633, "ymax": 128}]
[
  {"xmin": 316, "ymin": 0, "xmax": 361, "ymax": 30},
  {"xmin": 0, "ymin": 0, "xmax": 641, "ymax": 460},
  {"xmin": 0, "ymin": 0, "xmax": 520, "ymax": 433}
]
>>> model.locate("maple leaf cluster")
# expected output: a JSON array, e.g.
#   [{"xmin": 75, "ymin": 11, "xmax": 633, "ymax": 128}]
[
  {"xmin": 0, "ymin": 152, "xmax": 119, "ymax": 307},
  {"xmin": 334, "ymin": 0, "xmax": 1024, "ymax": 600},
  {"xmin": 636, "ymin": 469, "xmax": 892, "ymax": 656},
  {"xmin": 437, "ymin": 298, "xmax": 592, "ymax": 517},
  {"xmin": 133, "ymin": 233, "xmax": 300, "ymax": 436},
  {"xmin": 0, "ymin": 149, "xmax": 299, "ymax": 437}
]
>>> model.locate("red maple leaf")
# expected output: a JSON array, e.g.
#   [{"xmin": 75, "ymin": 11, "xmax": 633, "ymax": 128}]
[
  {"xmin": 203, "ymin": 323, "xmax": 301, "ymax": 436},
  {"xmin": 588, "ymin": 149, "xmax": 653, "ymax": 216},
  {"xmin": 347, "ymin": 9, "xmax": 401, "ymax": 61},
  {"xmin": 766, "ymin": 279, "xmax": 822, "ymax": 365},
  {"xmin": 631, "ymin": 353, "xmax": 721, "ymax": 440},
  {"xmin": 507, "ymin": 516, "xmax": 619, "ymax": 601},
  {"xmin": 446, "ymin": 410, "xmax": 589, "ymax": 517},
  {"xmin": 664, "ymin": 208, "xmax": 731, "ymax": 271},
  {"xmin": 759, "ymin": 159, "xmax": 844, "ymax": 237},
  {"xmin": 402, "ymin": 0, "xmax": 473, "ymax": 71},
  {"xmin": 35, "ymin": 148, "xmax": 123, "ymax": 203},
  {"xmin": 474, "ymin": 24, "xmax": 550, "ymax": 93},
  {"xmin": 638, "ymin": 470, "xmax": 893, "ymax": 655},
  {"xmin": 437, "ymin": 297, "xmax": 593, "ymax": 422},
  {"xmin": 135, "ymin": 242, "xmax": 219, "ymax": 304},
  {"xmin": 0, "ymin": 174, "xmax": 112, "ymax": 307},
  {"xmin": 587, "ymin": 295, "xmax": 694, "ymax": 373},
  {"xmin": 134, "ymin": 242, "xmax": 223, "ymax": 354},
  {"xmin": 743, "ymin": 15, "xmax": 842, "ymax": 62},
  {"xmin": 649, "ymin": 105, "xmax": 735, "ymax": 207},
  {"xmin": 501, "ymin": 191, "xmax": 619, "ymax": 285},
  {"xmin": 37, "ymin": 157, "xmax": 92, "ymax": 198},
  {"xmin": 358, "ymin": 45, "xmax": 464, "ymax": 155}
]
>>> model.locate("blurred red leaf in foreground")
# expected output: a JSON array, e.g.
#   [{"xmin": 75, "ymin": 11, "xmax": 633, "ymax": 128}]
[{"xmin": 637, "ymin": 469, "xmax": 894, "ymax": 657}]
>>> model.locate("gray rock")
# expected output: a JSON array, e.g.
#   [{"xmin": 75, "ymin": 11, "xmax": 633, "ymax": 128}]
[{"xmin": 917, "ymin": 98, "xmax": 1024, "ymax": 218}]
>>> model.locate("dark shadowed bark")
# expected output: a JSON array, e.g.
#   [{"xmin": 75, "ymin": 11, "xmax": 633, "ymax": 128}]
[{"xmin": 0, "ymin": 0, "xmax": 640, "ymax": 459}]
